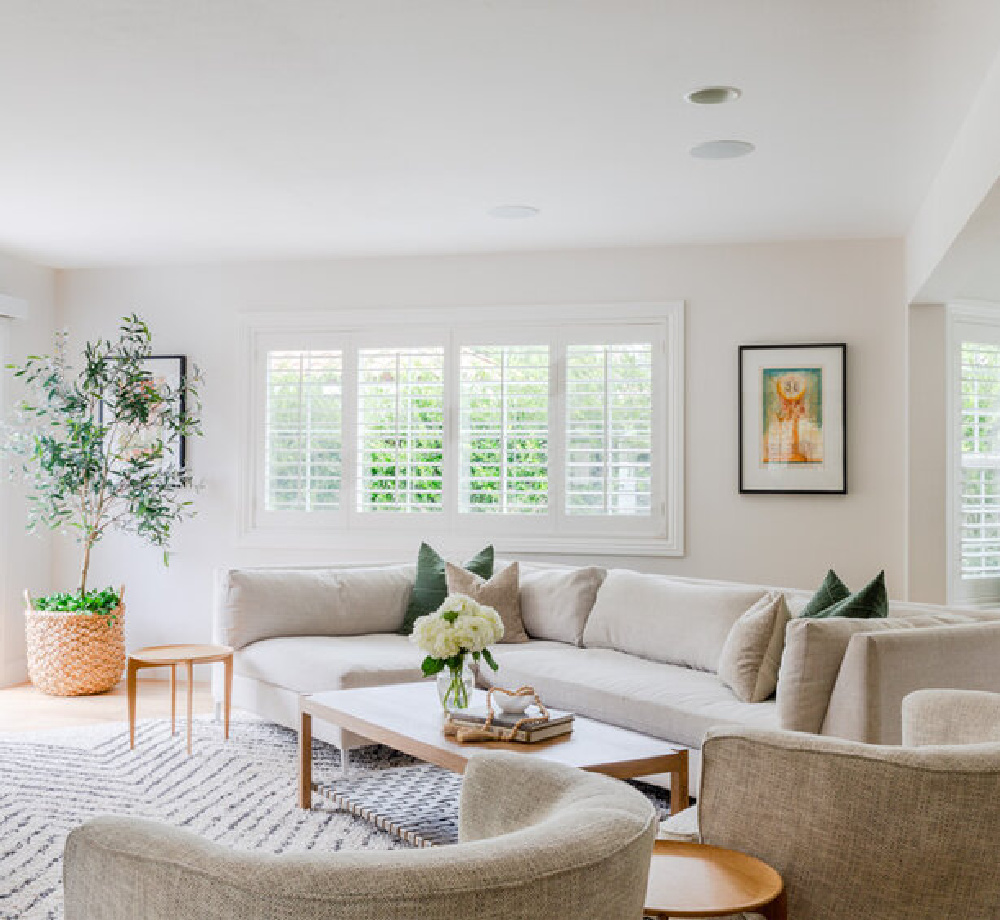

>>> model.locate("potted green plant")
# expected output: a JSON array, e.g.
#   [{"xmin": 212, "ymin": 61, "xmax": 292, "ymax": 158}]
[{"xmin": 4, "ymin": 314, "xmax": 202, "ymax": 695}]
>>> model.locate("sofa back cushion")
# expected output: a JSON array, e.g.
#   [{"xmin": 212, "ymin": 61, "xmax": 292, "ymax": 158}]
[
  {"xmin": 777, "ymin": 611, "xmax": 986, "ymax": 733},
  {"xmin": 216, "ymin": 565, "xmax": 415, "ymax": 649},
  {"xmin": 582, "ymin": 570, "xmax": 768, "ymax": 672},
  {"xmin": 516, "ymin": 565, "xmax": 606, "ymax": 646}
]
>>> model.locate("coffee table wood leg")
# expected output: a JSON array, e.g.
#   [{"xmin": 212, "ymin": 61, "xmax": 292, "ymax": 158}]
[
  {"xmin": 185, "ymin": 660, "xmax": 194, "ymax": 756},
  {"xmin": 299, "ymin": 710, "xmax": 312, "ymax": 808},
  {"xmin": 223, "ymin": 654, "xmax": 232, "ymax": 740},
  {"xmin": 127, "ymin": 660, "xmax": 139, "ymax": 749},
  {"xmin": 671, "ymin": 750, "xmax": 690, "ymax": 814},
  {"xmin": 169, "ymin": 663, "xmax": 176, "ymax": 736}
]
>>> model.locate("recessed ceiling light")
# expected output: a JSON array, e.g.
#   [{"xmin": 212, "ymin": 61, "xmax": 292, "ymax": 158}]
[
  {"xmin": 685, "ymin": 86, "xmax": 742, "ymax": 105},
  {"xmin": 690, "ymin": 139, "xmax": 755, "ymax": 160},
  {"xmin": 488, "ymin": 205, "xmax": 540, "ymax": 219}
]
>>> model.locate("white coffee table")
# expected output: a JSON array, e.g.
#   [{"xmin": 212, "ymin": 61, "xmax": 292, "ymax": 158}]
[{"xmin": 298, "ymin": 681, "xmax": 689, "ymax": 813}]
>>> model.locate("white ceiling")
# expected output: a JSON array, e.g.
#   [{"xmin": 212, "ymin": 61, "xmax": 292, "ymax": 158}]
[{"xmin": 2, "ymin": 0, "xmax": 1000, "ymax": 267}]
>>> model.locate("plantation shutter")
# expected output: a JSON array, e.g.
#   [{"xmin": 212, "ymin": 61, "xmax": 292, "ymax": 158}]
[
  {"xmin": 958, "ymin": 338, "xmax": 1000, "ymax": 597},
  {"xmin": 264, "ymin": 350, "xmax": 342, "ymax": 511},
  {"xmin": 459, "ymin": 344, "xmax": 549, "ymax": 514},
  {"xmin": 356, "ymin": 347, "xmax": 445, "ymax": 512},
  {"xmin": 566, "ymin": 342, "xmax": 653, "ymax": 516}
]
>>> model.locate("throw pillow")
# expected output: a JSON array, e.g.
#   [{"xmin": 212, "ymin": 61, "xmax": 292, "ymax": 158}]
[
  {"xmin": 811, "ymin": 570, "xmax": 888, "ymax": 620},
  {"xmin": 799, "ymin": 569, "xmax": 851, "ymax": 618},
  {"xmin": 518, "ymin": 564, "xmax": 606, "ymax": 646},
  {"xmin": 446, "ymin": 561, "xmax": 529, "ymax": 643},
  {"xmin": 399, "ymin": 542, "xmax": 494, "ymax": 635},
  {"xmin": 717, "ymin": 591, "xmax": 790, "ymax": 703}
]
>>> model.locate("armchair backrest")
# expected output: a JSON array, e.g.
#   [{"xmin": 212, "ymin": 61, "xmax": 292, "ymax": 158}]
[{"xmin": 698, "ymin": 727, "xmax": 1000, "ymax": 919}]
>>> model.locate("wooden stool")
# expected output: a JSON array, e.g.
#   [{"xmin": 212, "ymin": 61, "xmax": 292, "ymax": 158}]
[
  {"xmin": 127, "ymin": 644, "xmax": 234, "ymax": 755},
  {"xmin": 644, "ymin": 840, "xmax": 786, "ymax": 919}
]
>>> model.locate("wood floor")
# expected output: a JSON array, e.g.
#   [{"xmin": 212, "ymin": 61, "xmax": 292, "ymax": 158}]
[{"xmin": 0, "ymin": 680, "xmax": 218, "ymax": 732}]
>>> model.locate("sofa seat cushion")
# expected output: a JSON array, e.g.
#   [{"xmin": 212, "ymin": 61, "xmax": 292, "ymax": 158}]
[
  {"xmin": 487, "ymin": 641, "xmax": 777, "ymax": 749},
  {"xmin": 236, "ymin": 634, "xmax": 425, "ymax": 694}
]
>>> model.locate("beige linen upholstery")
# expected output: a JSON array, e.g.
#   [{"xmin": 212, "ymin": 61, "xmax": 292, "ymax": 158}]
[
  {"xmin": 216, "ymin": 565, "xmax": 415, "ymax": 649},
  {"xmin": 517, "ymin": 565, "xmax": 605, "ymax": 645},
  {"xmin": 717, "ymin": 591, "xmax": 788, "ymax": 702},
  {"xmin": 821, "ymin": 620, "xmax": 1000, "ymax": 743},
  {"xmin": 903, "ymin": 687, "xmax": 1000, "ymax": 746},
  {"xmin": 697, "ymin": 727, "xmax": 1000, "ymax": 919},
  {"xmin": 583, "ymin": 570, "xmax": 767, "ymax": 672},
  {"xmin": 63, "ymin": 752, "xmax": 658, "ymax": 920},
  {"xmin": 236, "ymin": 635, "xmax": 425, "ymax": 693},
  {"xmin": 776, "ymin": 611, "xmax": 987, "ymax": 735},
  {"xmin": 487, "ymin": 641, "xmax": 777, "ymax": 748}
]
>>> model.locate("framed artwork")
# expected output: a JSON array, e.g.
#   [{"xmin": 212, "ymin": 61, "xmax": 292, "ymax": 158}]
[
  {"xmin": 739, "ymin": 343, "xmax": 846, "ymax": 494},
  {"xmin": 102, "ymin": 355, "xmax": 188, "ymax": 472}
]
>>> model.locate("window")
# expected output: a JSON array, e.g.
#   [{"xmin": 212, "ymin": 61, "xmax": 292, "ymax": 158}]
[
  {"xmin": 264, "ymin": 350, "xmax": 342, "ymax": 512},
  {"xmin": 951, "ymin": 309, "xmax": 1000, "ymax": 603},
  {"xmin": 459, "ymin": 344, "xmax": 549, "ymax": 514},
  {"xmin": 244, "ymin": 303, "xmax": 683, "ymax": 554},
  {"xmin": 357, "ymin": 347, "xmax": 445, "ymax": 512}
]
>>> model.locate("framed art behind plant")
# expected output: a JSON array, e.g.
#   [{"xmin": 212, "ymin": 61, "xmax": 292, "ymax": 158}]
[
  {"xmin": 102, "ymin": 354, "xmax": 188, "ymax": 473},
  {"xmin": 739, "ymin": 343, "xmax": 846, "ymax": 494}
]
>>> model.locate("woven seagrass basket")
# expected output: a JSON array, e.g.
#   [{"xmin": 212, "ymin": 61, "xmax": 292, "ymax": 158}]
[{"xmin": 24, "ymin": 588, "xmax": 126, "ymax": 696}]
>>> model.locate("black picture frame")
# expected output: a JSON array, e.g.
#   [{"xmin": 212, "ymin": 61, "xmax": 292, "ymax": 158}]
[
  {"xmin": 100, "ymin": 354, "xmax": 188, "ymax": 472},
  {"xmin": 738, "ymin": 343, "xmax": 847, "ymax": 494}
]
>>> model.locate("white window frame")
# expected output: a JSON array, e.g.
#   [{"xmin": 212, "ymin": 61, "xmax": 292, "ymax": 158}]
[
  {"xmin": 947, "ymin": 303, "xmax": 1000, "ymax": 605},
  {"xmin": 240, "ymin": 302, "xmax": 684, "ymax": 556}
]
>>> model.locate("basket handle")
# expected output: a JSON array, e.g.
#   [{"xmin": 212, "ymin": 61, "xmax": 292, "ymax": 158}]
[
  {"xmin": 118, "ymin": 585, "xmax": 125, "ymax": 606},
  {"xmin": 24, "ymin": 590, "xmax": 33, "ymax": 611}
]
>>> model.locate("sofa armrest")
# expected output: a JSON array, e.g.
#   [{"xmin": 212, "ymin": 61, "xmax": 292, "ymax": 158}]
[
  {"xmin": 902, "ymin": 688, "xmax": 1000, "ymax": 746},
  {"xmin": 821, "ymin": 621, "xmax": 1000, "ymax": 744}
]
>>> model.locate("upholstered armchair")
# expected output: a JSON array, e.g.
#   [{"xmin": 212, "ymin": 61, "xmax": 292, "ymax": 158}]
[
  {"xmin": 680, "ymin": 689, "xmax": 1000, "ymax": 919},
  {"xmin": 63, "ymin": 751, "xmax": 658, "ymax": 920}
]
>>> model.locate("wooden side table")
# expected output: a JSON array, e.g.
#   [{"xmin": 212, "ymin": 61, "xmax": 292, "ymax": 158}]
[
  {"xmin": 127, "ymin": 644, "xmax": 233, "ymax": 755},
  {"xmin": 644, "ymin": 840, "xmax": 786, "ymax": 919}
]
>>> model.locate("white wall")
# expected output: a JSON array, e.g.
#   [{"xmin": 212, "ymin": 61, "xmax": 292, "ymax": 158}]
[
  {"xmin": 907, "ymin": 304, "xmax": 948, "ymax": 603},
  {"xmin": 53, "ymin": 239, "xmax": 907, "ymax": 651},
  {"xmin": 0, "ymin": 252, "xmax": 56, "ymax": 686}
]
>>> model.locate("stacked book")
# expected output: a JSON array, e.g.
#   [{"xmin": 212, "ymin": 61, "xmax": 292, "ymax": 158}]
[{"xmin": 449, "ymin": 706, "xmax": 574, "ymax": 743}]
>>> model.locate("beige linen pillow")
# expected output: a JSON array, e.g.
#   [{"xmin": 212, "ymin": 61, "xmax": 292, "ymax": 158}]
[
  {"xmin": 446, "ymin": 561, "xmax": 529, "ymax": 643},
  {"xmin": 518, "ymin": 565, "xmax": 605, "ymax": 645},
  {"xmin": 717, "ymin": 591, "xmax": 789, "ymax": 703}
]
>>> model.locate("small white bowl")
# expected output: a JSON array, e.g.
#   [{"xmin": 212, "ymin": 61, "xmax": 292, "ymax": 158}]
[{"xmin": 493, "ymin": 690, "xmax": 534, "ymax": 714}]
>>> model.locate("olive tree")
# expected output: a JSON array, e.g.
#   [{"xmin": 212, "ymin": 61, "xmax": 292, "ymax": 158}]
[{"xmin": 5, "ymin": 314, "xmax": 202, "ymax": 597}]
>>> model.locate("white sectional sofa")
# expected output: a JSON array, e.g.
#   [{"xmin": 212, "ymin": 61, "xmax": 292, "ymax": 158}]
[{"xmin": 213, "ymin": 560, "xmax": 1000, "ymax": 791}]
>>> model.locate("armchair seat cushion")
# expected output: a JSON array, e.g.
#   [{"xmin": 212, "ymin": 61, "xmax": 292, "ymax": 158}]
[
  {"xmin": 236, "ymin": 634, "xmax": 425, "ymax": 694},
  {"xmin": 488, "ymin": 642, "xmax": 778, "ymax": 748}
]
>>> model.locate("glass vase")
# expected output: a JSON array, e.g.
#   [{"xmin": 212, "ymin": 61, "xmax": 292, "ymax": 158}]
[{"xmin": 437, "ymin": 658, "xmax": 474, "ymax": 712}]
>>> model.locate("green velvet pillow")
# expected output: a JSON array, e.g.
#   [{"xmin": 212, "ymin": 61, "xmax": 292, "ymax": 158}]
[
  {"xmin": 812, "ymin": 570, "xmax": 888, "ymax": 620},
  {"xmin": 399, "ymin": 542, "xmax": 494, "ymax": 635},
  {"xmin": 799, "ymin": 569, "xmax": 851, "ymax": 618}
]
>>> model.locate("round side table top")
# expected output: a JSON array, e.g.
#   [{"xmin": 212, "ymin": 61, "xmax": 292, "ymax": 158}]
[
  {"xmin": 129, "ymin": 643, "xmax": 233, "ymax": 665},
  {"xmin": 644, "ymin": 840, "xmax": 784, "ymax": 919}
]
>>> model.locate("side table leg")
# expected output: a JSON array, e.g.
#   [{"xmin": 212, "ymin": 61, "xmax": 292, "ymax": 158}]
[
  {"xmin": 127, "ymin": 660, "xmax": 138, "ymax": 749},
  {"xmin": 185, "ymin": 660, "xmax": 194, "ymax": 756},
  {"xmin": 762, "ymin": 887, "xmax": 787, "ymax": 919},
  {"xmin": 299, "ymin": 710, "xmax": 313, "ymax": 809},
  {"xmin": 170, "ymin": 663, "xmax": 176, "ymax": 736},
  {"xmin": 670, "ymin": 750, "xmax": 690, "ymax": 814},
  {"xmin": 223, "ymin": 654, "xmax": 233, "ymax": 740}
]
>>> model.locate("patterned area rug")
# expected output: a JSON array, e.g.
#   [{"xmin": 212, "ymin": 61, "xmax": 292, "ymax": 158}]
[{"xmin": 0, "ymin": 716, "xmax": 672, "ymax": 920}]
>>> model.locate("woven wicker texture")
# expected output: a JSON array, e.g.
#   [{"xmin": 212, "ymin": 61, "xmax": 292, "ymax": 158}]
[{"xmin": 25, "ymin": 606, "xmax": 125, "ymax": 696}]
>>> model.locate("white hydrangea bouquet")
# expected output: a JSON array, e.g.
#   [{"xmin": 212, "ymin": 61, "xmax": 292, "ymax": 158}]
[{"xmin": 411, "ymin": 593, "xmax": 504, "ymax": 711}]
